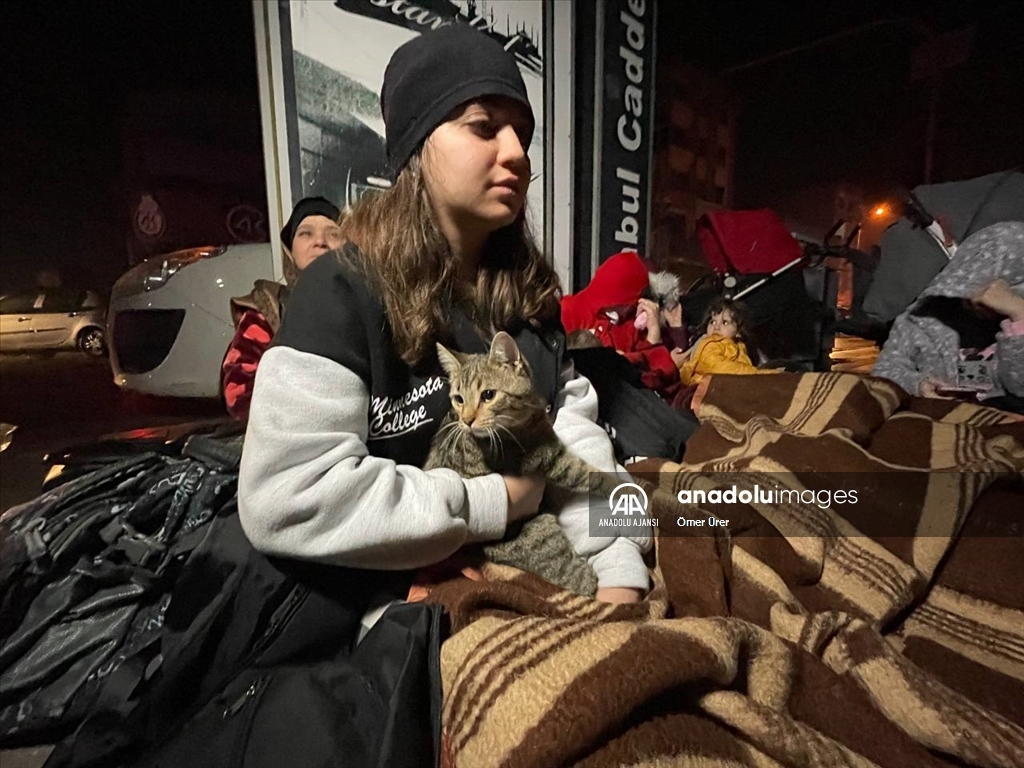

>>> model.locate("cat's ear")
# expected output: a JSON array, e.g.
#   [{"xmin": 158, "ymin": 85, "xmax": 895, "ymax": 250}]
[
  {"xmin": 436, "ymin": 343, "xmax": 462, "ymax": 379},
  {"xmin": 489, "ymin": 331, "xmax": 522, "ymax": 367}
]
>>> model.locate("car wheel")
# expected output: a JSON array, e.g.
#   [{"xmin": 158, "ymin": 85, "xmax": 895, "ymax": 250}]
[{"xmin": 78, "ymin": 328, "xmax": 107, "ymax": 357}]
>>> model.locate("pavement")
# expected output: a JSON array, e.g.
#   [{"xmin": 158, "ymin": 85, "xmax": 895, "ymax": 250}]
[{"xmin": 1, "ymin": 746, "xmax": 54, "ymax": 768}]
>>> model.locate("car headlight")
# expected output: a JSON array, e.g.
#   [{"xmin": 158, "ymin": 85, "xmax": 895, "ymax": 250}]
[{"xmin": 138, "ymin": 246, "xmax": 227, "ymax": 292}]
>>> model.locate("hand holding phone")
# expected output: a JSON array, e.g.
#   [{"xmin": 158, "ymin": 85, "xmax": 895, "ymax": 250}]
[{"xmin": 934, "ymin": 386, "xmax": 980, "ymax": 400}]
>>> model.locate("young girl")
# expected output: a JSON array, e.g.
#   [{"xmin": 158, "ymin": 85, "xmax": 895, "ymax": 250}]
[
  {"xmin": 676, "ymin": 298, "xmax": 777, "ymax": 386},
  {"xmin": 238, "ymin": 25, "xmax": 649, "ymax": 606}
]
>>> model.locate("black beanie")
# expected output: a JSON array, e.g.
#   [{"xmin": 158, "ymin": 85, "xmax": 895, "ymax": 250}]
[
  {"xmin": 381, "ymin": 24, "xmax": 534, "ymax": 178},
  {"xmin": 279, "ymin": 196, "xmax": 340, "ymax": 249}
]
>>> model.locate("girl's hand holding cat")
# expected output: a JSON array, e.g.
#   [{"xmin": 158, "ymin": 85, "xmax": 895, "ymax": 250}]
[
  {"xmin": 503, "ymin": 474, "xmax": 546, "ymax": 522},
  {"xmin": 595, "ymin": 587, "xmax": 644, "ymax": 604}
]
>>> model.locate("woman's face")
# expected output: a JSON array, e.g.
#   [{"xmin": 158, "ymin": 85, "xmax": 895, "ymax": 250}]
[
  {"xmin": 290, "ymin": 215, "xmax": 342, "ymax": 270},
  {"xmin": 421, "ymin": 97, "xmax": 532, "ymax": 239},
  {"xmin": 708, "ymin": 309, "xmax": 738, "ymax": 340}
]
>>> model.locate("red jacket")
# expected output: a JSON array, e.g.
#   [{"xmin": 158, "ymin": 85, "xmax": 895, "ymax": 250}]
[{"xmin": 561, "ymin": 251, "xmax": 679, "ymax": 398}]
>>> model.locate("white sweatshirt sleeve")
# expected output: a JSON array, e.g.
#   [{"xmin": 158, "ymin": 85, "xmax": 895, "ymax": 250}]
[
  {"xmin": 237, "ymin": 346, "xmax": 509, "ymax": 569},
  {"xmin": 549, "ymin": 361, "xmax": 652, "ymax": 590}
]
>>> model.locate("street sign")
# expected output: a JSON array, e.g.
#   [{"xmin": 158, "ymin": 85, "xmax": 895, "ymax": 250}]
[
  {"xmin": 132, "ymin": 194, "xmax": 166, "ymax": 239},
  {"xmin": 592, "ymin": 0, "xmax": 657, "ymax": 265}
]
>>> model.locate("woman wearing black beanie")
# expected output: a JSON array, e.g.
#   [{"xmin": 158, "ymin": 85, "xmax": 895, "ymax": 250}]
[
  {"xmin": 221, "ymin": 195, "xmax": 341, "ymax": 420},
  {"xmin": 238, "ymin": 25, "xmax": 651, "ymax": 605}
]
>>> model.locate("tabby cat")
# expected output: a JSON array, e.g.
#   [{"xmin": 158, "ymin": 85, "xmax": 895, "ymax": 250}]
[{"xmin": 424, "ymin": 332, "xmax": 622, "ymax": 595}]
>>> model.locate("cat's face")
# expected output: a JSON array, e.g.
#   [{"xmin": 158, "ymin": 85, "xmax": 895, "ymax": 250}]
[{"xmin": 436, "ymin": 332, "xmax": 539, "ymax": 438}]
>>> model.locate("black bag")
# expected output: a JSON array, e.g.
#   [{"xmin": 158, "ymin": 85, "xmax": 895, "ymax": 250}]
[
  {"xmin": 133, "ymin": 601, "xmax": 443, "ymax": 768},
  {"xmin": 0, "ymin": 437, "xmax": 239, "ymax": 748},
  {"xmin": 570, "ymin": 347, "xmax": 698, "ymax": 462},
  {"xmin": 47, "ymin": 512, "xmax": 444, "ymax": 768}
]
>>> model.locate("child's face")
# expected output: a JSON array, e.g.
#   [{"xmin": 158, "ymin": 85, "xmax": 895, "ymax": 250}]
[{"xmin": 708, "ymin": 309, "xmax": 738, "ymax": 340}]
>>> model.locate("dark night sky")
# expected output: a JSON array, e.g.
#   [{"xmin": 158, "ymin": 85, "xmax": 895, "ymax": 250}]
[
  {"xmin": 660, "ymin": 0, "xmax": 1024, "ymax": 224},
  {"xmin": 2, "ymin": 1, "xmax": 1021, "ymax": 292},
  {"xmin": 0, "ymin": 0, "xmax": 261, "ymax": 293}
]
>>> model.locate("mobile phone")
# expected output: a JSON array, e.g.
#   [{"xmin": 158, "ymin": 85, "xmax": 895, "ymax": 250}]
[{"xmin": 935, "ymin": 387, "xmax": 980, "ymax": 400}]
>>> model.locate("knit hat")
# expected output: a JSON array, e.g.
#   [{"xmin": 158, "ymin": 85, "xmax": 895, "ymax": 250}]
[
  {"xmin": 279, "ymin": 196, "xmax": 340, "ymax": 250},
  {"xmin": 278, "ymin": 196, "xmax": 340, "ymax": 287},
  {"xmin": 381, "ymin": 24, "xmax": 534, "ymax": 177}
]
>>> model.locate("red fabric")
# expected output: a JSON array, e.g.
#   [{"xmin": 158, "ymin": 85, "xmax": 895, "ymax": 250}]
[
  {"xmin": 561, "ymin": 251, "xmax": 650, "ymax": 331},
  {"xmin": 561, "ymin": 251, "xmax": 680, "ymax": 398},
  {"xmin": 697, "ymin": 209, "xmax": 803, "ymax": 274},
  {"xmin": 221, "ymin": 308, "xmax": 274, "ymax": 421}
]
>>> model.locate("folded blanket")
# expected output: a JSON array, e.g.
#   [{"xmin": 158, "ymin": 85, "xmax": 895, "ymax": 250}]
[{"xmin": 423, "ymin": 372, "xmax": 1024, "ymax": 768}]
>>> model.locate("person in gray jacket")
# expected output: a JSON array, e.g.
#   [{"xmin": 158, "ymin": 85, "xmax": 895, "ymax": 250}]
[{"xmin": 872, "ymin": 221, "xmax": 1024, "ymax": 407}]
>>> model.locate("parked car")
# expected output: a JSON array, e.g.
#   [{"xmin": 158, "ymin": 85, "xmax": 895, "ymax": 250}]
[
  {"xmin": 107, "ymin": 243, "xmax": 274, "ymax": 398},
  {"xmin": 0, "ymin": 287, "xmax": 107, "ymax": 356}
]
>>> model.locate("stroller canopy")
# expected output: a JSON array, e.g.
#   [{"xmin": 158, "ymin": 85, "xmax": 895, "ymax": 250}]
[{"xmin": 697, "ymin": 209, "xmax": 803, "ymax": 275}]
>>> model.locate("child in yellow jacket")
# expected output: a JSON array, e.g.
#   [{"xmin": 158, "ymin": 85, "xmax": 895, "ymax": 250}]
[{"xmin": 675, "ymin": 298, "xmax": 779, "ymax": 386}]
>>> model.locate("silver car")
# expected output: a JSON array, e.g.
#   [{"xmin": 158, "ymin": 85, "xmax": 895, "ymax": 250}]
[{"xmin": 0, "ymin": 288, "xmax": 107, "ymax": 356}]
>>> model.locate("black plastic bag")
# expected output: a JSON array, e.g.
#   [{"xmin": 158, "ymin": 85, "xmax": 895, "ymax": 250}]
[{"xmin": 48, "ymin": 513, "xmax": 443, "ymax": 768}]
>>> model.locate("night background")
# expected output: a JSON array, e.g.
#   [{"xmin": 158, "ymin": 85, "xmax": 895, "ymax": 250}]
[
  {"xmin": 675, "ymin": 0, "xmax": 1024, "ymax": 218},
  {"xmin": 0, "ymin": 0, "xmax": 264, "ymax": 295},
  {"xmin": 1, "ymin": 0, "xmax": 1021, "ymax": 295}
]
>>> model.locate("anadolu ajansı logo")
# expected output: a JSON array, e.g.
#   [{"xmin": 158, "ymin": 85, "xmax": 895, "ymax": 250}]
[
  {"xmin": 599, "ymin": 482, "xmax": 657, "ymax": 529},
  {"xmin": 609, "ymin": 482, "xmax": 649, "ymax": 516}
]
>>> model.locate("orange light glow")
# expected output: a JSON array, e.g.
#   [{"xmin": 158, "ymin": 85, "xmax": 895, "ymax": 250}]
[{"xmin": 872, "ymin": 205, "xmax": 888, "ymax": 218}]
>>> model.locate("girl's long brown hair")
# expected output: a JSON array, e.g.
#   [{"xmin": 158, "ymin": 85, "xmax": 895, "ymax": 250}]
[{"xmin": 338, "ymin": 153, "xmax": 561, "ymax": 366}]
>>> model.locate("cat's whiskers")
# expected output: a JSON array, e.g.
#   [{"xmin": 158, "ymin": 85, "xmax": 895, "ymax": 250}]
[
  {"xmin": 492, "ymin": 427, "xmax": 507, "ymax": 457},
  {"xmin": 493, "ymin": 424, "xmax": 524, "ymax": 453},
  {"xmin": 457, "ymin": 424, "xmax": 474, "ymax": 451},
  {"xmin": 483, "ymin": 426, "xmax": 498, "ymax": 456},
  {"xmin": 436, "ymin": 420, "xmax": 464, "ymax": 455}
]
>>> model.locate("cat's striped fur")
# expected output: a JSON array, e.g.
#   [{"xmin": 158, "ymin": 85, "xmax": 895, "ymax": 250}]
[{"xmin": 424, "ymin": 332, "xmax": 622, "ymax": 595}]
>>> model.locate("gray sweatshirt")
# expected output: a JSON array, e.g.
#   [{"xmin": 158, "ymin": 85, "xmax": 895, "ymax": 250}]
[{"xmin": 236, "ymin": 252, "xmax": 651, "ymax": 591}]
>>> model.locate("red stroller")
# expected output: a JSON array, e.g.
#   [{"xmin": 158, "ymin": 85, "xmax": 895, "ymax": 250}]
[
  {"xmin": 698, "ymin": 209, "xmax": 806, "ymax": 292},
  {"xmin": 685, "ymin": 209, "xmax": 838, "ymax": 370}
]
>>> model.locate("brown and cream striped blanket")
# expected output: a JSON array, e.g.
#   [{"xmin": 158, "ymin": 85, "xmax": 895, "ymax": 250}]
[{"xmin": 423, "ymin": 372, "xmax": 1024, "ymax": 768}]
